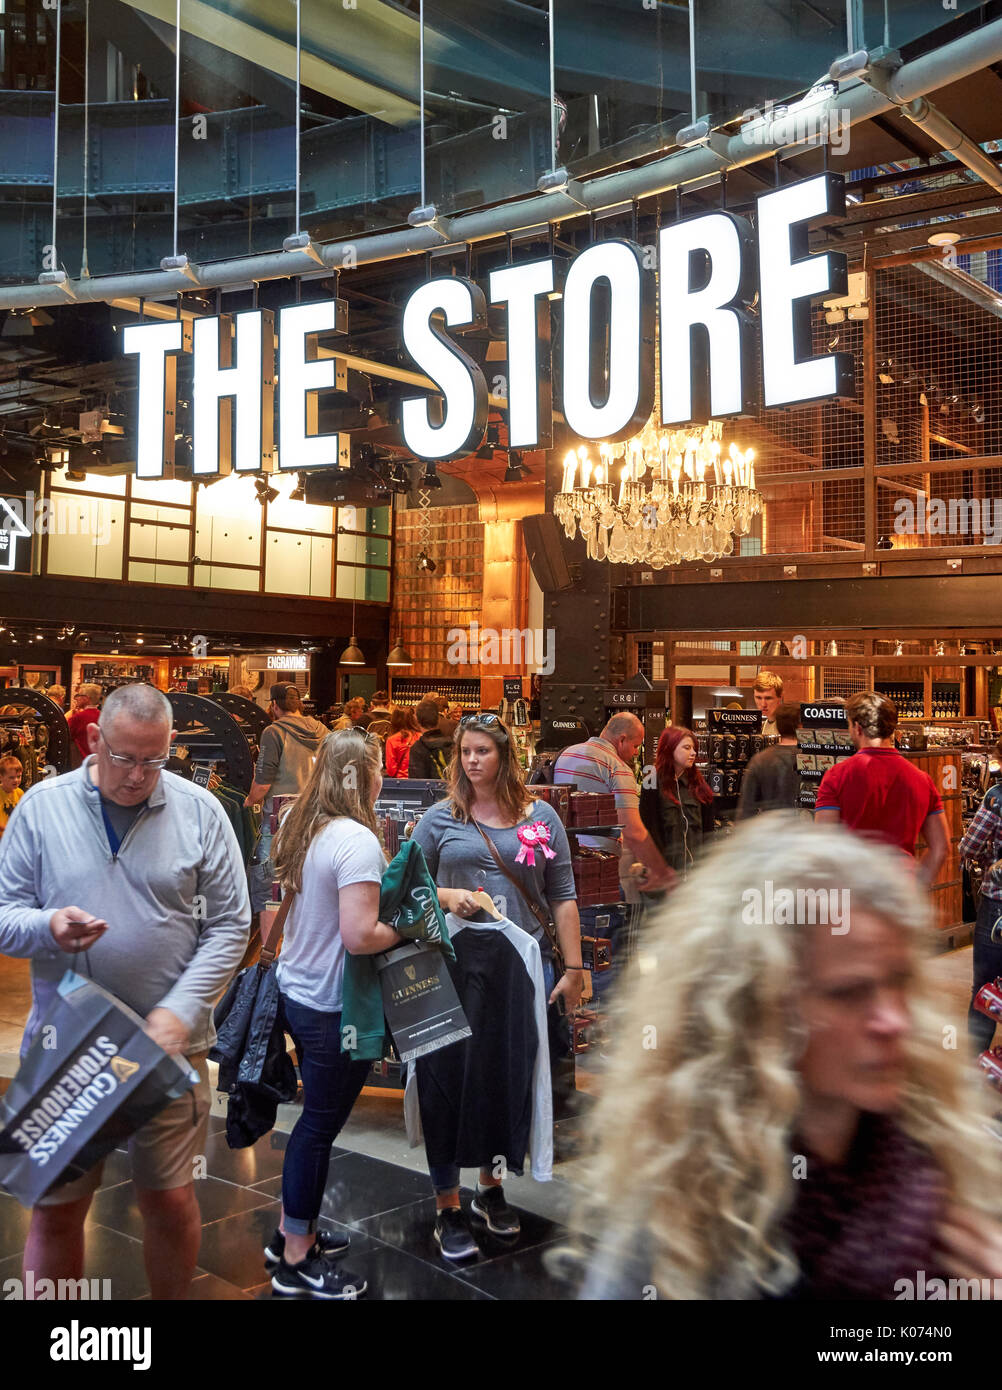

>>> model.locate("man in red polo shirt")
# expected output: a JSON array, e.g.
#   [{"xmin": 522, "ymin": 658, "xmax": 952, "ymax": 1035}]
[{"xmin": 814, "ymin": 691, "xmax": 948, "ymax": 886}]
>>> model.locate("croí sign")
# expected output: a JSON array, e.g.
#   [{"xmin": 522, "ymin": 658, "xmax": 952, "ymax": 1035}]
[{"xmin": 124, "ymin": 173, "xmax": 853, "ymax": 479}]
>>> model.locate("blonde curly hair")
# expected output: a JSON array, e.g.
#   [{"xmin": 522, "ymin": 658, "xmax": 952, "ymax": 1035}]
[{"xmin": 574, "ymin": 815, "xmax": 1001, "ymax": 1299}]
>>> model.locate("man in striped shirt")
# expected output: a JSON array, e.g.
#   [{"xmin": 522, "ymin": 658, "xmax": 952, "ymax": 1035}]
[
  {"xmin": 554, "ymin": 714, "xmax": 674, "ymax": 891},
  {"xmin": 958, "ymin": 778, "xmax": 1002, "ymax": 1054}
]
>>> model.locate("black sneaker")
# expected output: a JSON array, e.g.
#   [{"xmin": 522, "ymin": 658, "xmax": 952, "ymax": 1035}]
[
  {"xmin": 271, "ymin": 1253, "xmax": 367, "ymax": 1300},
  {"xmin": 470, "ymin": 1185, "xmax": 520, "ymax": 1236},
  {"xmin": 433, "ymin": 1206, "xmax": 478, "ymax": 1261},
  {"xmin": 264, "ymin": 1226, "xmax": 350, "ymax": 1268}
]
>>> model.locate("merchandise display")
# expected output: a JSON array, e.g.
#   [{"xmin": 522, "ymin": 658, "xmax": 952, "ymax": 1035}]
[{"xmin": 3, "ymin": 0, "xmax": 1002, "ymax": 1321}]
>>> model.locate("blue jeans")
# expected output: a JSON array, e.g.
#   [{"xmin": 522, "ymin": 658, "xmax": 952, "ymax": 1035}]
[
  {"xmin": 279, "ymin": 994, "xmax": 370, "ymax": 1234},
  {"xmin": 427, "ymin": 953, "xmax": 556, "ymax": 1194},
  {"xmin": 970, "ymin": 894, "xmax": 1002, "ymax": 1054}
]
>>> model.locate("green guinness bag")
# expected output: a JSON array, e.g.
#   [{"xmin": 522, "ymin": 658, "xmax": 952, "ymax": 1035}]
[{"xmin": 0, "ymin": 971, "xmax": 199, "ymax": 1208}]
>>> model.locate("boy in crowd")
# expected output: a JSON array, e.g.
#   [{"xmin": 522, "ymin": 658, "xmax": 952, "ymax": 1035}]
[{"xmin": 0, "ymin": 754, "xmax": 24, "ymax": 835}]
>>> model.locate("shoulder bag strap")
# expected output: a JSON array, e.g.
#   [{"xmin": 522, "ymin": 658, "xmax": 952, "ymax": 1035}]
[
  {"xmin": 258, "ymin": 889, "xmax": 295, "ymax": 971},
  {"xmin": 471, "ymin": 816, "xmax": 563, "ymax": 967}
]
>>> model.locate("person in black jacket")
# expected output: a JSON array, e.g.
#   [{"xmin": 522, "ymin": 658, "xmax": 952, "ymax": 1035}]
[
  {"xmin": 736, "ymin": 702, "xmax": 801, "ymax": 818},
  {"xmin": 638, "ymin": 726, "xmax": 715, "ymax": 879},
  {"xmin": 406, "ymin": 698, "xmax": 454, "ymax": 779}
]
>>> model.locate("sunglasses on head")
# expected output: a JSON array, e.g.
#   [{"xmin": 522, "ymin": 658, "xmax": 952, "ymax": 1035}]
[{"xmin": 459, "ymin": 712, "xmax": 508, "ymax": 740}]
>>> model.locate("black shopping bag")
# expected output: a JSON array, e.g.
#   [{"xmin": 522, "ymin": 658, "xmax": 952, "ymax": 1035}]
[
  {"xmin": 376, "ymin": 943, "xmax": 472, "ymax": 1063},
  {"xmin": 0, "ymin": 971, "xmax": 199, "ymax": 1208}
]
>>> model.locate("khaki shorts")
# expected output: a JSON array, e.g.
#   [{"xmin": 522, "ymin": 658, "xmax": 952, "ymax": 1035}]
[{"xmin": 37, "ymin": 1054, "xmax": 211, "ymax": 1206}]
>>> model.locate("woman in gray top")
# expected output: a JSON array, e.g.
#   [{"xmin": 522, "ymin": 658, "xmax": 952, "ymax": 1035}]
[{"xmin": 410, "ymin": 712, "xmax": 582, "ymax": 1258}]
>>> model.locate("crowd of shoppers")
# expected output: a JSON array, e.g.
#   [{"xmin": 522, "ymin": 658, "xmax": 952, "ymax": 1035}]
[{"xmin": 0, "ymin": 677, "xmax": 998, "ymax": 1303}]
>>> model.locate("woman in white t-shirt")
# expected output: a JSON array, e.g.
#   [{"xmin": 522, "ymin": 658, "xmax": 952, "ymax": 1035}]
[{"xmin": 267, "ymin": 729, "xmax": 401, "ymax": 1300}]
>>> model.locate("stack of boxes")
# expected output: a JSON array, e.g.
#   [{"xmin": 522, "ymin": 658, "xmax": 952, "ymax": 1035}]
[
  {"xmin": 571, "ymin": 850, "xmax": 621, "ymax": 906},
  {"xmin": 568, "ymin": 791, "xmax": 616, "ymax": 827}
]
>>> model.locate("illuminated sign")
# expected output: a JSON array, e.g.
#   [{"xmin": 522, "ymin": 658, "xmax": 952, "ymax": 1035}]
[
  {"xmin": 123, "ymin": 174, "xmax": 853, "ymax": 476},
  {"xmin": 265, "ymin": 653, "xmax": 309, "ymax": 671}
]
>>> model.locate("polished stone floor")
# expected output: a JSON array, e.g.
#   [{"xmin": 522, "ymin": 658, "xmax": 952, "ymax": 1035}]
[{"xmin": 0, "ymin": 1087, "xmax": 577, "ymax": 1301}]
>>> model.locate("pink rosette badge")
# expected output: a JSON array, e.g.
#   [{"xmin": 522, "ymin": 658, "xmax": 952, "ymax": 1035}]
[{"xmin": 515, "ymin": 821, "xmax": 557, "ymax": 868}]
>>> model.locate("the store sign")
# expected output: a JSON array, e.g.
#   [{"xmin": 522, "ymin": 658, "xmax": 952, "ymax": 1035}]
[
  {"xmin": 124, "ymin": 174, "xmax": 851, "ymax": 477},
  {"xmin": 243, "ymin": 653, "xmax": 310, "ymax": 671}
]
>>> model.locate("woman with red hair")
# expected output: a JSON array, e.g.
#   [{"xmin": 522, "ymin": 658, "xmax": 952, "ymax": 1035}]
[{"xmin": 638, "ymin": 726, "xmax": 715, "ymax": 879}]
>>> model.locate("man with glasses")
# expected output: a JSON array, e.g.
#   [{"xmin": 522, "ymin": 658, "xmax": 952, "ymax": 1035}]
[{"xmin": 0, "ymin": 682, "xmax": 249, "ymax": 1299}]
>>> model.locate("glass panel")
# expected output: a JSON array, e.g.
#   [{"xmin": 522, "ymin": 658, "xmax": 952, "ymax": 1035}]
[
  {"xmin": 363, "ymin": 568, "xmax": 389, "ymax": 601},
  {"xmin": 264, "ymin": 529, "xmax": 334, "ymax": 596},
  {"xmin": 336, "ymin": 532, "xmax": 365, "ymax": 563},
  {"xmin": 338, "ymin": 532, "xmax": 389, "ymax": 566},
  {"xmin": 300, "ymin": 0, "xmax": 420, "ymax": 242},
  {"xmin": 309, "ymin": 534, "xmax": 332, "ymax": 597},
  {"xmin": 860, "ymin": 1, "xmax": 985, "ymax": 52},
  {"xmin": 55, "ymin": 0, "xmax": 175, "ymax": 279},
  {"xmin": 192, "ymin": 563, "xmax": 259, "ymax": 592},
  {"xmin": 423, "ymin": 0, "xmax": 550, "ymax": 214},
  {"xmin": 694, "ymin": 1, "xmax": 846, "ymax": 130},
  {"xmin": 129, "ymin": 518, "xmax": 189, "ymax": 563},
  {"xmin": 553, "ymin": 0, "xmax": 692, "ymax": 179},
  {"xmin": 130, "ymin": 501, "xmax": 191, "ymax": 525},
  {"xmin": 194, "ymin": 474, "xmax": 262, "ymax": 566},
  {"xmin": 131, "ymin": 477, "xmax": 192, "ymax": 506},
  {"xmin": 364, "ymin": 505, "xmax": 391, "ymax": 535},
  {"xmin": 177, "ymin": 0, "xmax": 296, "ymax": 264},
  {"xmin": 0, "ymin": 0, "xmax": 57, "ymax": 284},
  {"xmin": 129, "ymin": 559, "xmax": 188, "ymax": 586},
  {"xmin": 265, "ymin": 472, "xmax": 333, "ymax": 534},
  {"xmin": 335, "ymin": 565, "xmax": 367, "ymax": 599},
  {"xmin": 46, "ymin": 498, "xmax": 124, "ymax": 578},
  {"xmin": 49, "ymin": 467, "xmax": 126, "ymax": 495}
]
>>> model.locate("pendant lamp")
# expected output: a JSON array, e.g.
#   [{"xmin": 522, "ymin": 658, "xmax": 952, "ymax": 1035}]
[{"xmin": 339, "ymin": 598, "xmax": 365, "ymax": 665}]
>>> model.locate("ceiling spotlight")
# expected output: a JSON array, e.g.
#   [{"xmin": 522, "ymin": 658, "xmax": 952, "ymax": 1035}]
[
  {"xmin": 416, "ymin": 550, "xmax": 437, "ymax": 573},
  {"xmin": 136, "ymin": 635, "xmax": 144, "ymax": 645},
  {"xmin": 504, "ymin": 451, "xmax": 529, "ymax": 483},
  {"xmin": 421, "ymin": 463, "xmax": 443, "ymax": 489},
  {"xmin": 66, "ymin": 468, "xmax": 86, "ymax": 482},
  {"xmin": 254, "ymin": 477, "xmax": 279, "ymax": 505},
  {"xmin": 289, "ymin": 473, "xmax": 306, "ymax": 502},
  {"xmin": 927, "ymin": 228, "xmax": 961, "ymax": 247}
]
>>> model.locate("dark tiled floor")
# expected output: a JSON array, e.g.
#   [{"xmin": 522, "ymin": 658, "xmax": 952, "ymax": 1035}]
[{"xmin": 0, "ymin": 1128, "xmax": 577, "ymax": 1300}]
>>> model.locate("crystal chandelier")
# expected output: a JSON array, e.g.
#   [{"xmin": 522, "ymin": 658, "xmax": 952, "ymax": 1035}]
[{"xmin": 554, "ymin": 418, "xmax": 762, "ymax": 567}]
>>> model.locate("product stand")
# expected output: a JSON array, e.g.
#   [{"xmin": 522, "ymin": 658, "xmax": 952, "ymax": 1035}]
[
  {"xmin": 165, "ymin": 692, "xmax": 255, "ymax": 795},
  {"xmin": 0, "ymin": 687, "xmax": 71, "ymax": 781}
]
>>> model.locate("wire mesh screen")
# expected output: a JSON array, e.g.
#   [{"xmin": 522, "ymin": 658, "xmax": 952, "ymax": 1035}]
[
  {"xmin": 754, "ymin": 308, "xmax": 866, "ymax": 555},
  {"xmin": 821, "ymin": 666, "xmax": 868, "ymax": 701},
  {"xmin": 875, "ymin": 261, "xmax": 1002, "ymax": 551}
]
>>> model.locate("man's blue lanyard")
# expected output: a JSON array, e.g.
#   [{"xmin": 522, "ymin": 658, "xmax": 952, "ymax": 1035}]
[{"xmin": 100, "ymin": 799, "xmax": 123, "ymax": 856}]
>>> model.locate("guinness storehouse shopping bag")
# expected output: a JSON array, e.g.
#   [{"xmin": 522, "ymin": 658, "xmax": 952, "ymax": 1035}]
[
  {"xmin": 0, "ymin": 971, "xmax": 199, "ymax": 1208},
  {"xmin": 376, "ymin": 942, "xmax": 472, "ymax": 1064}
]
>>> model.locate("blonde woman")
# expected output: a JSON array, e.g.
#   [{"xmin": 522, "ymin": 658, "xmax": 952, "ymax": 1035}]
[
  {"xmin": 267, "ymin": 729, "xmax": 401, "ymax": 1299},
  {"xmin": 576, "ymin": 815, "xmax": 1002, "ymax": 1299}
]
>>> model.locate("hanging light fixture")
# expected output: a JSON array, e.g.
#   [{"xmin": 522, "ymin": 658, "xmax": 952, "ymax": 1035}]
[
  {"xmin": 759, "ymin": 640, "xmax": 791, "ymax": 658},
  {"xmin": 339, "ymin": 598, "xmax": 365, "ymax": 665},
  {"xmin": 386, "ymin": 638, "xmax": 413, "ymax": 667},
  {"xmin": 554, "ymin": 420, "xmax": 761, "ymax": 568}
]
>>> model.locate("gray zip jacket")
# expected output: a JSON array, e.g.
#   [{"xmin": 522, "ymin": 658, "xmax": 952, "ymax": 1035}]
[{"xmin": 0, "ymin": 759, "xmax": 250, "ymax": 1054}]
